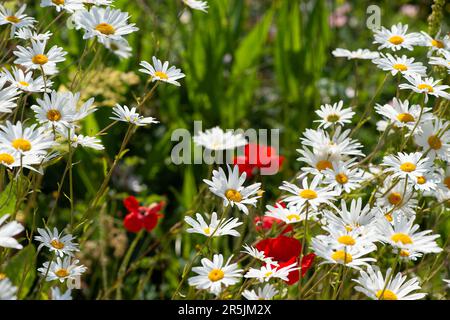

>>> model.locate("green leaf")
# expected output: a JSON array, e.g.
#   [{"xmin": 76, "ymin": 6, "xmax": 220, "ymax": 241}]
[
  {"xmin": 0, "ymin": 182, "xmax": 17, "ymax": 218},
  {"xmin": 5, "ymin": 244, "xmax": 37, "ymax": 299}
]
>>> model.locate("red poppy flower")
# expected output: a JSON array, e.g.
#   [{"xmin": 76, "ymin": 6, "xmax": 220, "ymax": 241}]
[
  {"xmin": 255, "ymin": 235, "xmax": 315, "ymax": 285},
  {"xmin": 122, "ymin": 196, "xmax": 164, "ymax": 233},
  {"xmin": 233, "ymin": 143, "xmax": 284, "ymax": 178}
]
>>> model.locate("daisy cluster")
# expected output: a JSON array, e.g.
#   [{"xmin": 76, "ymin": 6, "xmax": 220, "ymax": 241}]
[
  {"xmin": 0, "ymin": 1, "xmax": 188, "ymax": 300},
  {"xmin": 182, "ymin": 22, "xmax": 449, "ymax": 300}
]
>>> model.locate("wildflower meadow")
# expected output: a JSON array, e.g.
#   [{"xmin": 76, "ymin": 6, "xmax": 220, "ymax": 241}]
[{"xmin": 0, "ymin": 0, "xmax": 449, "ymax": 306}]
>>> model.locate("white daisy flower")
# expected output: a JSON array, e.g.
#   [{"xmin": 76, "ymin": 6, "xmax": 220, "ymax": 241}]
[
  {"xmin": 193, "ymin": 126, "xmax": 247, "ymax": 151},
  {"xmin": 13, "ymin": 40, "xmax": 67, "ymax": 75},
  {"xmin": 184, "ymin": 212, "xmax": 242, "ymax": 237},
  {"xmin": 0, "ymin": 147, "xmax": 44, "ymax": 171},
  {"xmin": 414, "ymin": 118, "xmax": 450, "ymax": 161},
  {"xmin": 375, "ymin": 177, "xmax": 418, "ymax": 219},
  {"xmin": 74, "ymin": 6, "xmax": 138, "ymax": 44},
  {"xmin": 399, "ymin": 74, "xmax": 450, "ymax": 103},
  {"xmin": 56, "ymin": 126, "xmax": 104, "ymax": 151},
  {"xmin": 314, "ymin": 100, "xmax": 355, "ymax": 129},
  {"xmin": 353, "ymin": 265, "xmax": 426, "ymax": 300},
  {"xmin": 0, "ymin": 4, "xmax": 36, "ymax": 37},
  {"xmin": 203, "ymin": 165, "xmax": 261, "ymax": 215},
  {"xmin": 188, "ymin": 254, "xmax": 242, "ymax": 296},
  {"xmin": 0, "ymin": 278, "xmax": 17, "ymax": 300},
  {"xmin": 2, "ymin": 66, "xmax": 52, "ymax": 92},
  {"xmin": 15, "ymin": 29, "xmax": 52, "ymax": 42},
  {"xmin": 372, "ymin": 53, "xmax": 426, "ymax": 76},
  {"xmin": 139, "ymin": 56, "xmax": 185, "ymax": 86},
  {"xmin": 410, "ymin": 171, "xmax": 439, "ymax": 193},
  {"xmin": 38, "ymin": 256, "xmax": 87, "ymax": 283},
  {"xmin": 317, "ymin": 227, "xmax": 377, "ymax": 253},
  {"xmin": 241, "ymin": 244, "xmax": 279, "ymax": 266},
  {"xmin": 322, "ymin": 160, "xmax": 364, "ymax": 194},
  {"xmin": 332, "ymin": 48, "xmax": 379, "ymax": 60},
  {"xmin": 0, "ymin": 214, "xmax": 24, "ymax": 250},
  {"xmin": 32, "ymin": 91, "xmax": 96, "ymax": 130},
  {"xmin": 265, "ymin": 203, "xmax": 311, "ymax": 224},
  {"xmin": 111, "ymin": 104, "xmax": 159, "ymax": 127},
  {"xmin": 323, "ymin": 198, "xmax": 377, "ymax": 235},
  {"xmin": 0, "ymin": 121, "xmax": 53, "ymax": 156},
  {"xmin": 104, "ymin": 38, "xmax": 132, "ymax": 59},
  {"xmin": 0, "ymin": 77, "xmax": 20, "ymax": 113},
  {"xmin": 300, "ymin": 127, "xmax": 364, "ymax": 159},
  {"xmin": 242, "ymin": 284, "xmax": 278, "ymax": 300},
  {"xmin": 244, "ymin": 263, "xmax": 298, "ymax": 283},
  {"xmin": 183, "ymin": 0, "xmax": 208, "ymax": 13},
  {"xmin": 382, "ymin": 151, "xmax": 432, "ymax": 181},
  {"xmin": 436, "ymin": 166, "xmax": 450, "ymax": 201},
  {"xmin": 31, "ymin": 91, "xmax": 74, "ymax": 129},
  {"xmin": 373, "ymin": 23, "xmax": 421, "ymax": 51},
  {"xmin": 51, "ymin": 287, "xmax": 72, "ymax": 300},
  {"xmin": 297, "ymin": 147, "xmax": 336, "ymax": 178},
  {"xmin": 279, "ymin": 176, "xmax": 337, "ymax": 211},
  {"xmin": 311, "ymin": 236, "xmax": 376, "ymax": 270},
  {"xmin": 82, "ymin": 0, "xmax": 114, "ymax": 6},
  {"xmin": 420, "ymin": 31, "xmax": 449, "ymax": 54},
  {"xmin": 40, "ymin": 0, "xmax": 84, "ymax": 13},
  {"xmin": 376, "ymin": 214, "xmax": 442, "ymax": 260},
  {"xmin": 375, "ymin": 98, "xmax": 432, "ymax": 131},
  {"xmin": 35, "ymin": 227, "xmax": 79, "ymax": 257},
  {"xmin": 429, "ymin": 50, "xmax": 450, "ymax": 72}
]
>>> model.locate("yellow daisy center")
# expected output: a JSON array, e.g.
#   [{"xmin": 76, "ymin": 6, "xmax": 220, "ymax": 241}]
[
  {"xmin": 286, "ymin": 214, "xmax": 301, "ymax": 221},
  {"xmin": 431, "ymin": 39, "xmax": 444, "ymax": 48},
  {"xmin": 55, "ymin": 268, "xmax": 69, "ymax": 278},
  {"xmin": 417, "ymin": 176, "xmax": 426, "ymax": 185},
  {"xmin": 385, "ymin": 213, "xmax": 393, "ymax": 222},
  {"xmin": 389, "ymin": 35, "xmax": 404, "ymax": 45},
  {"xmin": 376, "ymin": 289, "xmax": 398, "ymax": 300},
  {"xmin": 396, "ymin": 113, "xmax": 415, "ymax": 123},
  {"xmin": 50, "ymin": 239, "xmax": 65, "ymax": 250},
  {"xmin": 47, "ymin": 109, "xmax": 62, "ymax": 122},
  {"xmin": 264, "ymin": 271, "xmax": 273, "ymax": 278},
  {"xmin": 316, "ymin": 160, "xmax": 333, "ymax": 171},
  {"xmin": 6, "ymin": 16, "xmax": 20, "ymax": 23},
  {"xmin": 52, "ymin": 0, "xmax": 65, "ymax": 4},
  {"xmin": 335, "ymin": 173, "xmax": 348, "ymax": 184},
  {"xmin": 391, "ymin": 233, "xmax": 413, "ymax": 245},
  {"xmin": 400, "ymin": 162, "xmax": 416, "ymax": 172},
  {"xmin": 393, "ymin": 63, "xmax": 408, "ymax": 71},
  {"xmin": 400, "ymin": 249, "xmax": 410, "ymax": 257},
  {"xmin": 0, "ymin": 273, "xmax": 6, "ymax": 280},
  {"xmin": 32, "ymin": 54, "xmax": 49, "ymax": 65},
  {"xmin": 12, "ymin": 138, "xmax": 32, "ymax": 151},
  {"xmin": 154, "ymin": 71, "xmax": 169, "ymax": 80},
  {"xmin": 337, "ymin": 235, "xmax": 356, "ymax": 246},
  {"xmin": 444, "ymin": 176, "xmax": 450, "ymax": 189},
  {"xmin": 208, "ymin": 269, "xmax": 224, "ymax": 282},
  {"xmin": 388, "ymin": 192, "xmax": 402, "ymax": 205},
  {"xmin": 95, "ymin": 23, "xmax": 115, "ymax": 35},
  {"xmin": 225, "ymin": 189, "xmax": 242, "ymax": 202},
  {"xmin": 203, "ymin": 227, "xmax": 211, "ymax": 235},
  {"xmin": 299, "ymin": 189, "xmax": 318, "ymax": 200},
  {"xmin": 417, "ymin": 83, "xmax": 434, "ymax": 93},
  {"xmin": 0, "ymin": 153, "xmax": 15, "ymax": 165},
  {"xmin": 427, "ymin": 135, "xmax": 442, "ymax": 150},
  {"xmin": 19, "ymin": 81, "xmax": 29, "ymax": 87},
  {"xmin": 331, "ymin": 250, "xmax": 353, "ymax": 264},
  {"xmin": 326, "ymin": 114, "xmax": 340, "ymax": 123}
]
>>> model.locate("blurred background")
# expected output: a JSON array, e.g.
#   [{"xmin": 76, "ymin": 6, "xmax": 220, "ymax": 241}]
[{"xmin": 6, "ymin": 0, "xmax": 449, "ymax": 298}]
